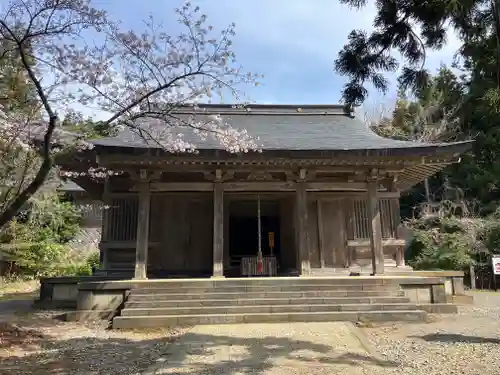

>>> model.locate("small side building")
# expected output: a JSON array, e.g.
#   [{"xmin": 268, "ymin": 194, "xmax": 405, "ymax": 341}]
[{"xmin": 57, "ymin": 104, "xmax": 472, "ymax": 279}]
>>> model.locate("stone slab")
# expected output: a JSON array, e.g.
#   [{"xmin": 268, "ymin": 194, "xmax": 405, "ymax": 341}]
[
  {"xmin": 124, "ymin": 296, "xmax": 411, "ymax": 308},
  {"xmin": 112, "ymin": 310, "xmax": 427, "ymax": 329},
  {"xmin": 416, "ymin": 303, "xmax": 458, "ymax": 314},
  {"xmin": 120, "ymin": 303, "xmax": 419, "ymax": 316},
  {"xmin": 127, "ymin": 290, "xmax": 406, "ymax": 302}
]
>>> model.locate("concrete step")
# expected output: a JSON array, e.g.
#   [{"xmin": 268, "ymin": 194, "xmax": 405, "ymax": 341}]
[
  {"xmin": 120, "ymin": 303, "xmax": 420, "ymax": 316},
  {"xmin": 131, "ymin": 284, "xmax": 400, "ymax": 294},
  {"xmin": 113, "ymin": 310, "xmax": 427, "ymax": 329},
  {"xmin": 127, "ymin": 290, "xmax": 406, "ymax": 301},
  {"xmin": 124, "ymin": 296, "xmax": 411, "ymax": 308}
]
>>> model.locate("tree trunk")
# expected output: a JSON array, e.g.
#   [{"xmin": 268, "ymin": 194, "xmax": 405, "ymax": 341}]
[
  {"xmin": 0, "ymin": 117, "xmax": 55, "ymax": 231},
  {"xmin": 469, "ymin": 263, "xmax": 476, "ymax": 290}
]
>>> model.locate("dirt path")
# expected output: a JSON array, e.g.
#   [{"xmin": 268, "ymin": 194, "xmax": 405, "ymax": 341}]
[{"xmin": 143, "ymin": 322, "xmax": 394, "ymax": 375}]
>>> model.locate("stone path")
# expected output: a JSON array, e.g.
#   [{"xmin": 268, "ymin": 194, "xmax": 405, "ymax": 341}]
[{"xmin": 143, "ymin": 322, "xmax": 396, "ymax": 375}]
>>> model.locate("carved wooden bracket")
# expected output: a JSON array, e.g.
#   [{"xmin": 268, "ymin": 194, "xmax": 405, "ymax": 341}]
[
  {"xmin": 203, "ymin": 169, "xmax": 235, "ymax": 182},
  {"xmin": 366, "ymin": 168, "xmax": 380, "ymax": 182},
  {"xmin": 246, "ymin": 170, "xmax": 275, "ymax": 181},
  {"xmin": 347, "ymin": 170, "xmax": 364, "ymax": 182}
]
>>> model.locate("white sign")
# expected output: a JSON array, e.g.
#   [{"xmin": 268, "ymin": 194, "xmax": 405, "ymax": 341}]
[{"xmin": 492, "ymin": 255, "xmax": 500, "ymax": 275}]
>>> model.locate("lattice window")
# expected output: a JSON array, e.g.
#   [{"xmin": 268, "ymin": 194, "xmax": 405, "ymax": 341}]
[
  {"xmin": 105, "ymin": 195, "xmax": 138, "ymax": 241},
  {"xmin": 349, "ymin": 198, "xmax": 399, "ymax": 239}
]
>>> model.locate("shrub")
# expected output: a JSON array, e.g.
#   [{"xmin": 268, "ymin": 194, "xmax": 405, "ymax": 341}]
[
  {"xmin": 406, "ymin": 216, "xmax": 480, "ymax": 271},
  {"xmin": 483, "ymin": 222, "xmax": 500, "ymax": 254},
  {"xmin": 60, "ymin": 251, "xmax": 100, "ymax": 277},
  {"xmin": 408, "ymin": 229, "xmax": 473, "ymax": 270},
  {"xmin": 1, "ymin": 192, "xmax": 83, "ymax": 277}
]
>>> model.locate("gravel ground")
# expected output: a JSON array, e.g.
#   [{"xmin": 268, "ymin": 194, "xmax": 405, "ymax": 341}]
[
  {"xmin": 363, "ymin": 291, "xmax": 500, "ymax": 375},
  {"xmin": 0, "ymin": 309, "xmax": 187, "ymax": 375}
]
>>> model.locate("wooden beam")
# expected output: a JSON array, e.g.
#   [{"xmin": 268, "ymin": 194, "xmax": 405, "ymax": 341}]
[
  {"xmin": 99, "ymin": 241, "xmax": 161, "ymax": 249},
  {"xmin": 310, "ymin": 191, "xmax": 400, "ymax": 200},
  {"xmin": 367, "ymin": 181, "xmax": 384, "ymax": 275},
  {"xmin": 145, "ymin": 181, "xmax": 370, "ymax": 192},
  {"xmin": 347, "ymin": 239, "xmax": 405, "ymax": 247}
]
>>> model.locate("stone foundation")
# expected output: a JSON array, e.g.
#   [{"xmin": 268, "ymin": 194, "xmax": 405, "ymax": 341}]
[{"xmin": 36, "ymin": 272, "xmax": 472, "ymax": 324}]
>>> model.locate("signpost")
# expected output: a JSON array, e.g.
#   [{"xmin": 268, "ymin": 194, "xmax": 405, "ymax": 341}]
[
  {"xmin": 491, "ymin": 255, "xmax": 500, "ymax": 291},
  {"xmin": 493, "ymin": 255, "xmax": 500, "ymax": 275}
]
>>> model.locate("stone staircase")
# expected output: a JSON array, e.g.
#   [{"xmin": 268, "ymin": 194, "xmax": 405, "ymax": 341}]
[{"xmin": 112, "ymin": 277, "xmax": 431, "ymax": 329}]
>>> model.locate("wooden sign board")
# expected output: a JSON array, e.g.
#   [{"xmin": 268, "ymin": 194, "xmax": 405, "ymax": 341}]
[{"xmin": 268, "ymin": 232, "xmax": 275, "ymax": 249}]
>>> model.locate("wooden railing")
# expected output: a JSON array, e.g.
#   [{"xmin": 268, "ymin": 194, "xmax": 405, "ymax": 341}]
[{"xmin": 241, "ymin": 256, "xmax": 278, "ymax": 276}]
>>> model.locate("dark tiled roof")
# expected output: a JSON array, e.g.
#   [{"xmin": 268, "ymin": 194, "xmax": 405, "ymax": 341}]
[
  {"xmin": 57, "ymin": 180, "xmax": 85, "ymax": 192},
  {"xmin": 90, "ymin": 104, "xmax": 471, "ymax": 153}
]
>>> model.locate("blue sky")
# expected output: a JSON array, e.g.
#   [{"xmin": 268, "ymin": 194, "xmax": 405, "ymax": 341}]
[{"xmin": 94, "ymin": 1, "xmax": 461, "ymax": 115}]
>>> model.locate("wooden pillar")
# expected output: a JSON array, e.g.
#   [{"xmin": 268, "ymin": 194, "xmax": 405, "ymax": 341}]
[
  {"xmin": 134, "ymin": 173, "xmax": 151, "ymax": 279},
  {"xmin": 212, "ymin": 181, "xmax": 224, "ymax": 278},
  {"xmin": 296, "ymin": 178, "xmax": 310, "ymax": 276},
  {"xmin": 100, "ymin": 177, "xmax": 110, "ymax": 270},
  {"xmin": 395, "ymin": 246, "xmax": 405, "ymax": 267},
  {"xmin": 317, "ymin": 201, "xmax": 325, "ymax": 268},
  {"xmin": 367, "ymin": 180, "xmax": 384, "ymax": 274}
]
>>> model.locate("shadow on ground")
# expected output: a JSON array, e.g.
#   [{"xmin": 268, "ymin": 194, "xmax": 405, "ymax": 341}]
[
  {"xmin": 0, "ymin": 291, "xmax": 37, "ymax": 302},
  {"xmin": 146, "ymin": 330, "xmax": 398, "ymax": 374},
  {"xmin": 415, "ymin": 333, "xmax": 500, "ymax": 345},
  {"xmin": 1, "ymin": 317, "xmax": 399, "ymax": 375}
]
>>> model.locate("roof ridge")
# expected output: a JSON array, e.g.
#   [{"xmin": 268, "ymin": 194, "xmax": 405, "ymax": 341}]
[{"xmin": 169, "ymin": 103, "xmax": 351, "ymax": 116}]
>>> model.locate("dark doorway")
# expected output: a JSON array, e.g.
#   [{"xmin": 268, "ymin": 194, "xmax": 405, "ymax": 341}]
[{"xmin": 228, "ymin": 200, "xmax": 281, "ymax": 275}]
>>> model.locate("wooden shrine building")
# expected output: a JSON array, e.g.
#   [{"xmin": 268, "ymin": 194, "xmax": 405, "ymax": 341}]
[{"xmin": 59, "ymin": 104, "xmax": 472, "ymax": 279}]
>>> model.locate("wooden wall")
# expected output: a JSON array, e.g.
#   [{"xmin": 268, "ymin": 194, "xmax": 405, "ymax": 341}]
[
  {"xmin": 306, "ymin": 196, "xmax": 399, "ymax": 270},
  {"xmin": 101, "ymin": 190, "xmax": 400, "ymax": 275}
]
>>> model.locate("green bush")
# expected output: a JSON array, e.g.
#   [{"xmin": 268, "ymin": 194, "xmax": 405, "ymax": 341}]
[
  {"xmin": 406, "ymin": 216, "xmax": 478, "ymax": 271},
  {"xmin": 407, "ymin": 229, "xmax": 473, "ymax": 270},
  {"xmin": 8, "ymin": 242, "xmax": 69, "ymax": 277},
  {"xmin": 1, "ymin": 192, "xmax": 84, "ymax": 277},
  {"xmin": 484, "ymin": 222, "xmax": 500, "ymax": 254},
  {"xmin": 60, "ymin": 251, "xmax": 100, "ymax": 277}
]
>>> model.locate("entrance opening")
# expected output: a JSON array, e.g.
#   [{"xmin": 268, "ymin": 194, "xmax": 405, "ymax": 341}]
[{"xmin": 228, "ymin": 199, "xmax": 281, "ymax": 276}]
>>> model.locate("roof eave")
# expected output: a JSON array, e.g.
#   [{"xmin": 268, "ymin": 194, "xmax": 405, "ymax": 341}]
[{"xmin": 89, "ymin": 140, "xmax": 473, "ymax": 158}]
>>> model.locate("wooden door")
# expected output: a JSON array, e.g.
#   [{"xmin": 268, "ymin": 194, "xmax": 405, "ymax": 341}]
[{"xmin": 318, "ymin": 199, "xmax": 347, "ymax": 268}]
